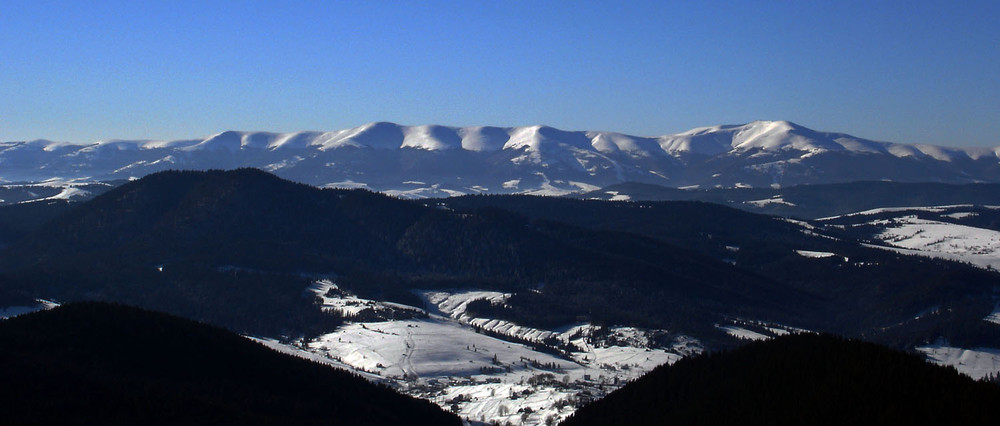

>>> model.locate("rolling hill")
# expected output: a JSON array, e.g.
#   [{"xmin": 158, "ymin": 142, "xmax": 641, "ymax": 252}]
[
  {"xmin": 562, "ymin": 333, "xmax": 1000, "ymax": 426},
  {"xmin": 0, "ymin": 302, "xmax": 459, "ymax": 425}
]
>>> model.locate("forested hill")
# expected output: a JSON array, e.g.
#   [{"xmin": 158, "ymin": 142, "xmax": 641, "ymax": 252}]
[
  {"xmin": 563, "ymin": 333, "xmax": 1000, "ymax": 426},
  {"xmin": 0, "ymin": 169, "xmax": 818, "ymax": 343},
  {"xmin": 0, "ymin": 169, "xmax": 997, "ymax": 350},
  {"xmin": 575, "ymin": 181, "xmax": 1000, "ymax": 219},
  {"xmin": 0, "ymin": 302, "xmax": 460, "ymax": 425}
]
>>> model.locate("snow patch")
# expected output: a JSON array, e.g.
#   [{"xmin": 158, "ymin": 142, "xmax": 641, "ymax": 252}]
[
  {"xmin": 745, "ymin": 197, "xmax": 796, "ymax": 207},
  {"xmin": 942, "ymin": 212, "xmax": 978, "ymax": 220},
  {"xmin": 816, "ymin": 205, "xmax": 976, "ymax": 221},
  {"xmin": 916, "ymin": 344, "xmax": 1000, "ymax": 380},
  {"xmin": 0, "ymin": 299, "xmax": 59, "ymax": 319},
  {"xmin": 717, "ymin": 325, "xmax": 771, "ymax": 341},
  {"xmin": 862, "ymin": 216, "xmax": 1000, "ymax": 269},
  {"xmin": 605, "ymin": 191, "xmax": 631, "ymax": 201},
  {"xmin": 795, "ymin": 250, "xmax": 837, "ymax": 259},
  {"xmin": 320, "ymin": 180, "xmax": 369, "ymax": 189},
  {"xmin": 985, "ymin": 305, "xmax": 1000, "ymax": 325}
]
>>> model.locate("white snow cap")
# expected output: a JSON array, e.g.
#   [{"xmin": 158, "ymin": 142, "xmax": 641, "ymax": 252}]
[{"xmin": 13, "ymin": 121, "xmax": 997, "ymax": 160}]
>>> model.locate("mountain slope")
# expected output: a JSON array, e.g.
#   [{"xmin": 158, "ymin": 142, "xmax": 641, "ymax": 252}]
[
  {"xmin": 577, "ymin": 181, "xmax": 1000, "ymax": 219},
  {"xmin": 562, "ymin": 333, "xmax": 1000, "ymax": 426},
  {"xmin": 440, "ymin": 194, "xmax": 1000, "ymax": 349},
  {"xmin": 3, "ymin": 121, "xmax": 999, "ymax": 195},
  {"xmin": 1, "ymin": 169, "xmax": 997, "ymax": 352},
  {"xmin": 0, "ymin": 302, "xmax": 460, "ymax": 425},
  {"xmin": 0, "ymin": 169, "xmax": 817, "ymax": 343}
]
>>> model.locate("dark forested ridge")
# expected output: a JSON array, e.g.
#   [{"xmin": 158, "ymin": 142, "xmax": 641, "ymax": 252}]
[
  {"xmin": 562, "ymin": 333, "xmax": 1000, "ymax": 426},
  {"xmin": 0, "ymin": 302, "xmax": 460, "ymax": 425},
  {"xmin": 577, "ymin": 181, "xmax": 1000, "ymax": 219},
  {"xmin": 0, "ymin": 169, "xmax": 817, "ymax": 344},
  {"xmin": 0, "ymin": 169, "xmax": 997, "ymax": 350},
  {"xmin": 0, "ymin": 199, "xmax": 74, "ymax": 248},
  {"xmin": 441, "ymin": 194, "xmax": 1000, "ymax": 349}
]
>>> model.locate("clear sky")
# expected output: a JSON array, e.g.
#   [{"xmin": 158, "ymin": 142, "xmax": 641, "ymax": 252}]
[{"xmin": 2, "ymin": 0, "xmax": 998, "ymax": 147}]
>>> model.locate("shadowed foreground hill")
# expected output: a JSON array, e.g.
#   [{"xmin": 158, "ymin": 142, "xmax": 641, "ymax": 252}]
[
  {"xmin": 562, "ymin": 333, "xmax": 1000, "ymax": 426},
  {"xmin": 0, "ymin": 303, "xmax": 460, "ymax": 426}
]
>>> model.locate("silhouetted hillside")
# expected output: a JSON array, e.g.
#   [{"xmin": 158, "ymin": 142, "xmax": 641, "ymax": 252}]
[
  {"xmin": 441, "ymin": 194, "xmax": 1000, "ymax": 348},
  {"xmin": 0, "ymin": 302, "xmax": 460, "ymax": 425},
  {"xmin": 0, "ymin": 169, "xmax": 818, "ymax": 344},
  {"xmin": 563, "ymin": 333, "xmax": 1000, "ymax": 426},
  {"xmin": 0, "ymin": 169, "xmax": 996, "ymax": 349},
  {"xmin": 0, "ymin": 199, "xmax": 73, "ymax": 247}
]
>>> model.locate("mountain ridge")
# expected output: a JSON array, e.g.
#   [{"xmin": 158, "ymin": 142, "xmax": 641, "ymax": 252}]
[
  {"xmin": 4, "ymin": 120, "xmax": 1000, "ymax": 197},
  {"xmin": 11, "ymin": 120, "xmax": 999, "ymax": 157}
]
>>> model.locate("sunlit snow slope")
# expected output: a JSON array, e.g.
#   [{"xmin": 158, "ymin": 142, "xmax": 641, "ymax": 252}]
[
  {"xmin": 271, "ymin": 280, "xmax": 699, "ymax": 425},
  {"xmin": 4, "ymin": 121, "xmax": 1000, "ymax": 197}
]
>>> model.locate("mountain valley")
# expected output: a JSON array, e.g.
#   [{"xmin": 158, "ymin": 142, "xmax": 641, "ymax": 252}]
[{"xmin": 2, "ymin": 168, "xmax": 999, "ymax": 424}]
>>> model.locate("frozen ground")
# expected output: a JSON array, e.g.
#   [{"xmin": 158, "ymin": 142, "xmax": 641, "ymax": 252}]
[
  {"xmin": 820, "ymin": 208, "xmax": 1000, "ymax": 270},
  {"xmin": 717, "ymin": 325, "xmax": 771, "ymax": 341},
  {"xmin": 916, "ymin": 344, "xmax": 1000, "ymax": 381},
  {"xmin": 714, "ymin": 319, "xmax": 806, "ymax": 342},
  {"xmin": 745, "ymin": 196, "xmax": 796, "ymax": 207},
  {"xmin": 795, "ymin": 250, "xmax": 839, "ymax": 259},
  {"xmin": 815, "ymin": 205, "xmax": 993, "ymax": 221},
  {"xmin": 986, "ymin": 304, "xmax": 1000, "ymax": 325},
  {"xmin": 873, "ymin": 216, "xmax": 1000, "ymax": 258},
  {"xmin": 0, "ymin": 299, "xmax": 59, "ymax": 319},
  {"xmin": 288, "ymin": 284, "xmax": 698, "ymax": 425},
  {"xmin": 266, "ymin": 281, "xmax": 1000, "ymax": 423}
]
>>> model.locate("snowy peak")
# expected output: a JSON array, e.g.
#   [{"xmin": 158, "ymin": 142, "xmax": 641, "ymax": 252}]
[
  {"xmin": 24, "ymin": 121, "xmax": 994, "ymax": 159},
  {"xmin": 321, "ymin": 121, "xmax": 406, "ymax": 150},
  {"xmin": 3, "ymin": 121, "xmax": 1000, "ymax": 194},
  {"xmin": 402, "ymin": 125, "xmax": 462, "ymax": 150},
  {"xmin": 729, "ymin": 120, "xmax": 831, "ymax": 151},
  {"xmin": 456, "ymin": 126, "xmax": 509, "ymax": 151},
  {"xmin": 656, "ymin": 120, "xmax": 999, "ymax": 162},
  {"xmin": 504, "ymin": 125, "xmax": 591, "ymax": 151},
  {"xmin": 187, "ymin": 130, "xmax": 266, "ymax": 152},
  {"xmin": 661, "ymin": 120, "xmax": 846, "ymax": 155}
]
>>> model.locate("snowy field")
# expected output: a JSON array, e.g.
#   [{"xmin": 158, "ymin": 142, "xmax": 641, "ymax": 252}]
[
  {"xmin": 290, "ymin": 283, "xmax": 1000, "ymax": 423},
  {"xmin": 916, "ymin": 344, "xmax": 1000, "ymax": 381},
  {"xmin": 717, "ymin": 325, "xmax": 771, "ymax": 341},
  {"xmin": 794, "ymin": 250, "xmax": 840, "ymax": 259},
  {"xmin": 815, "ymin": 205, "xmax": 991, "ymax": 221},
  {"xmin": 986, "ymin": 305, "xmax": 1000, "ymax": 325},
  {"xmin": 819, "ymin": 208, "xmax": 1000, "ymax": 270},
  {"xmin": 715, "ymin": 319, "xmax": 807, "ymax": 342},
  {"xmin": 873, "ymin": 216, "xmax": 1000, "ymax": 258},
  {"xmin": 745, "ymin": 196, "xmax": 796, "ymax": 207},
  {"xmin": 290, "ymin": 284, "xmax": 698, "ymax": 425}
]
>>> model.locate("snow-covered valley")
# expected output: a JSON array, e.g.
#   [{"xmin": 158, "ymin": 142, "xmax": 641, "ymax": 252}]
[
  {"xmin": 259, "ymin": 280, "xmax": 1000, "ymax": 424},
  {"xmin": 3, "ymin": 170, "xmax": 1000, "ymax": 423},
  {"xmin": 270, "ymin": 281, "xmax": 700, "ymax": 425}
]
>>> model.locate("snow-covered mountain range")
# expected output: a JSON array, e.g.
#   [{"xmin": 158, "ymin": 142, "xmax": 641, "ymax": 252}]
[{"xmin": 4, "ymin": 121, "xmax": 999, "ymax": 196}]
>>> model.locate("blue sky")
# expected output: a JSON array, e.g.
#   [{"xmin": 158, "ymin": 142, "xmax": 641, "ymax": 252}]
[{"xmin": 2, "ymin": 1, "xmax": 998, "ymax": 146}]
